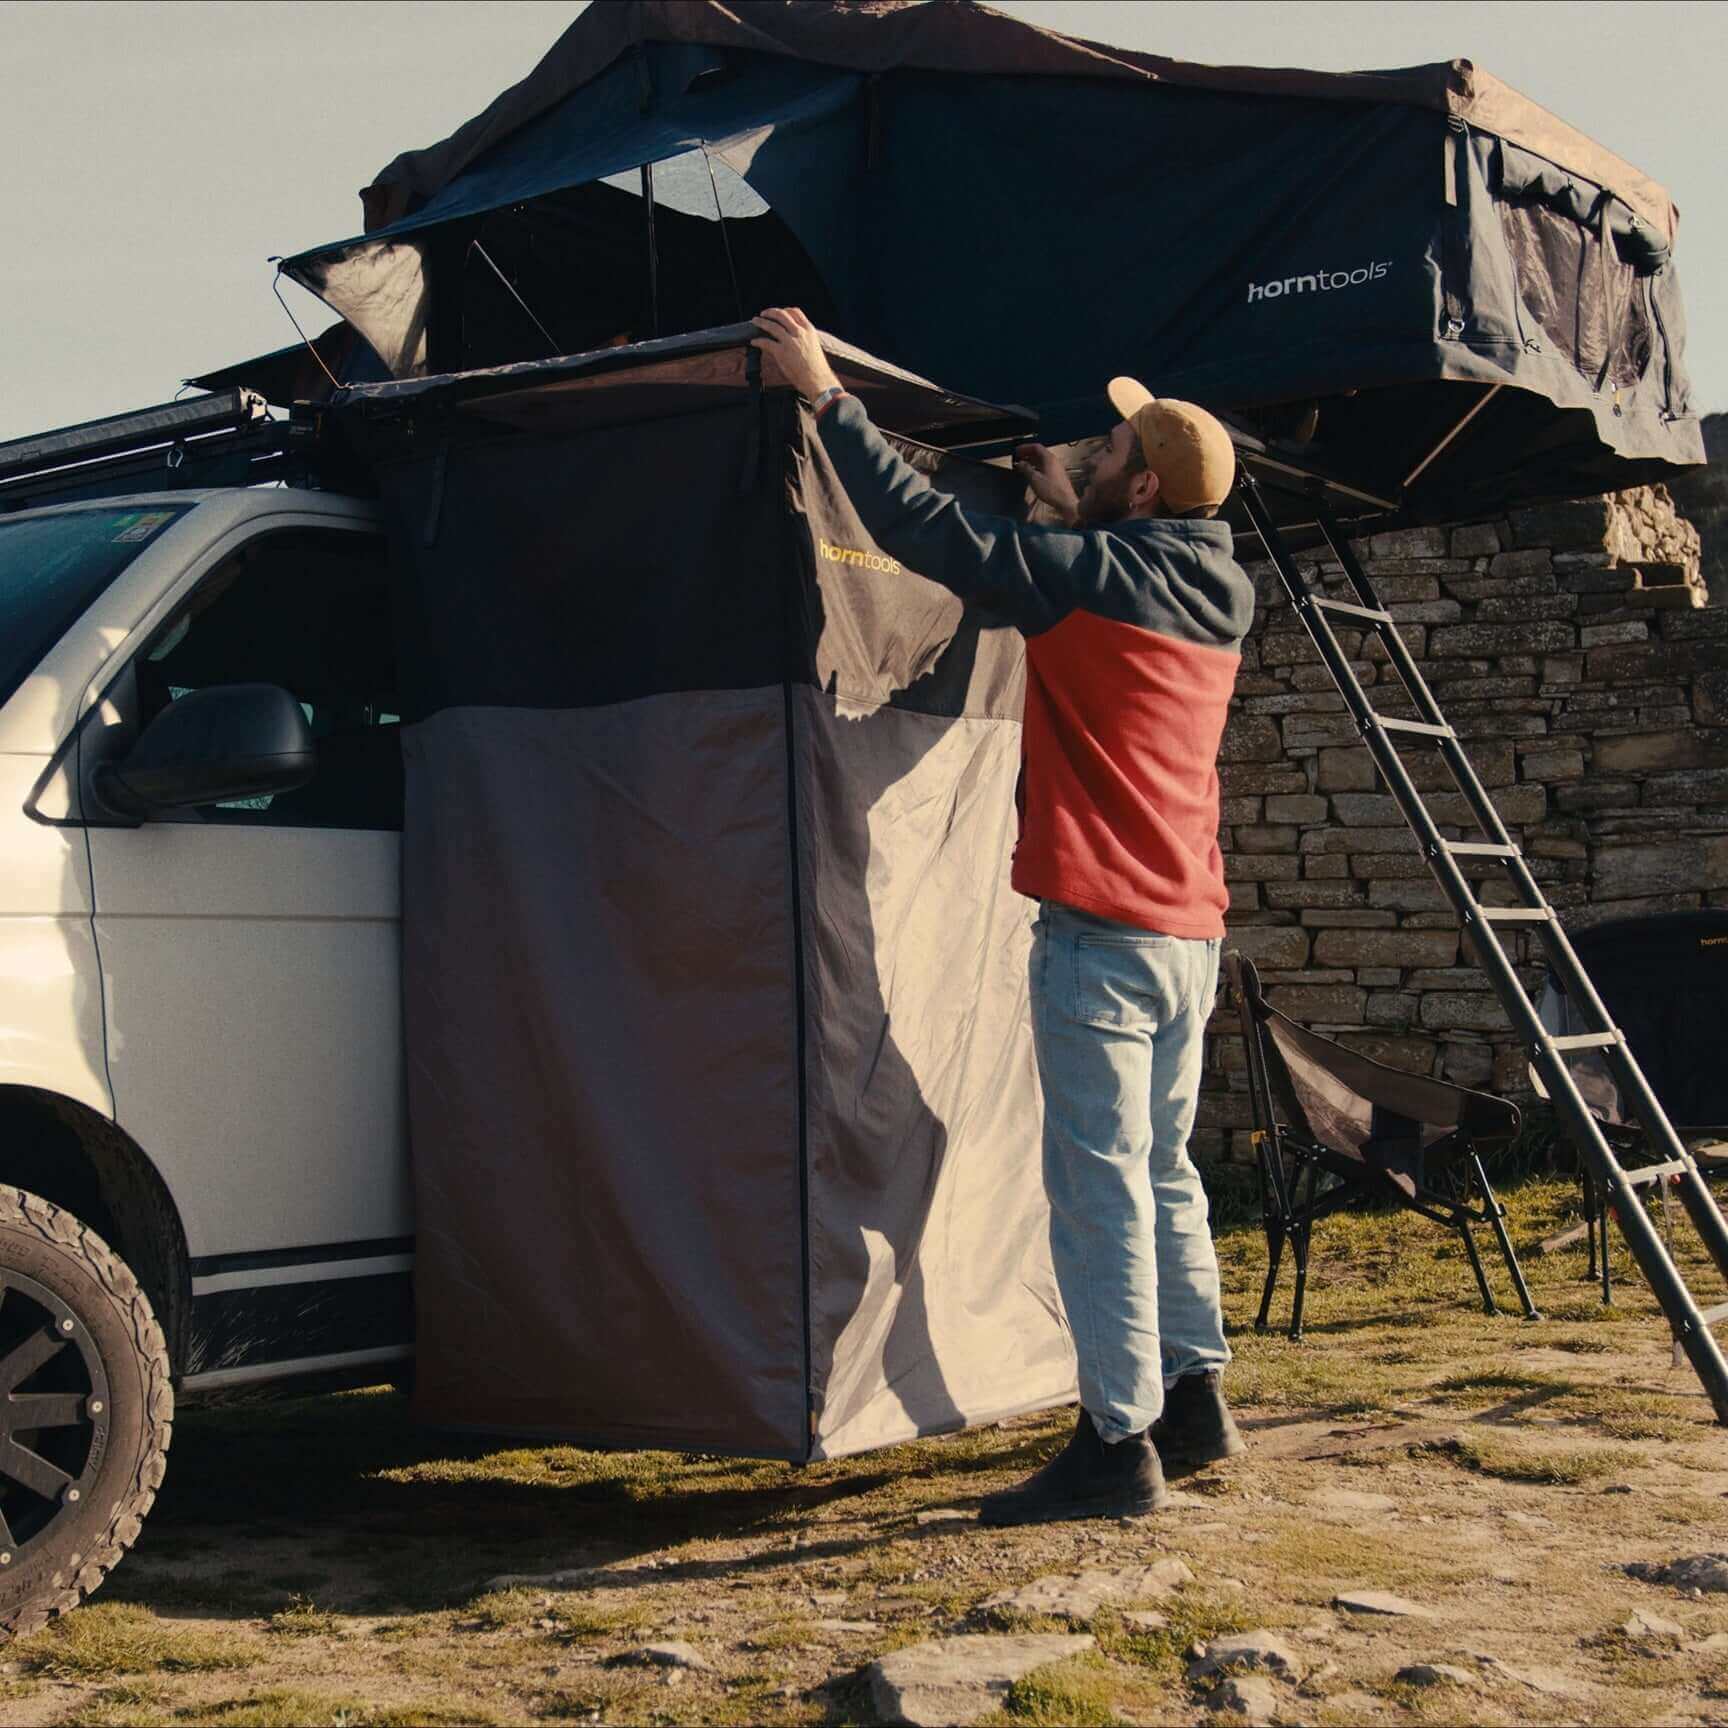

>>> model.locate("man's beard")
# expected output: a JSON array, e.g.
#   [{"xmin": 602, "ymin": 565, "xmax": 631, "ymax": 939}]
[{"xmin": 1076, "ymin": 466, "xmax": 1138, "ymax": 526}]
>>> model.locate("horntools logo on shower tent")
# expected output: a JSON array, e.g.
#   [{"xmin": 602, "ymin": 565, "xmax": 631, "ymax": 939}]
[{"xmin": 1247, "ymin": 261, "xmax": 1392, "ymax": 303}]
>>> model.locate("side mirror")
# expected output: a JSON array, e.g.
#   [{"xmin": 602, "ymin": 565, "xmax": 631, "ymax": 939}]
[{"xmin": 92, "ymin": 683, "xmax": 315, "ymax": 818}]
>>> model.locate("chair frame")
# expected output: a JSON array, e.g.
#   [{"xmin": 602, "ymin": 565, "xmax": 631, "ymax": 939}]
[{"xmin": 1229, "ymin": 951, "xmax": 1540, "ymax": 1340}]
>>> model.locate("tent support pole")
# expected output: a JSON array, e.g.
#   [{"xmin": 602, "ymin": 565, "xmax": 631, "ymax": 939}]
[
  {"xmin": 641, "ymin": 162, "xmax": 661, "ymax": 339},
  {"xmin": 1402, "ymin": 382, "xmax": 1503, "ymax": 490}
]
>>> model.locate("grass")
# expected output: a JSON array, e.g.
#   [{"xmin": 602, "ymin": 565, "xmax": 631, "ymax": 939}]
[
  {"xmin": 13, "ymin": 1173, "xmax": 1724, "ymax": 1726},
  {"xmin": 1423, "ymin": 1433, "xmax": 1647, "ymax": 1486},
  {"xmin": 264, "ymin": 1597, "xmax": 341, "ymax": 1640},
  {"xmin": 17, "ymin": 1604, "xmax": 256, "ymax": 1681},
  {"xmin": 998, "ymin": 1653, "xmax": 1121, "ymax": 1725}
]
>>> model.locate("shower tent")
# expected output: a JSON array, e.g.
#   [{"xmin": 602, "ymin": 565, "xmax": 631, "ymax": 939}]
[{"xmin": 331, "ymin": 328, "xmax": 1072, "ymax": 1456}]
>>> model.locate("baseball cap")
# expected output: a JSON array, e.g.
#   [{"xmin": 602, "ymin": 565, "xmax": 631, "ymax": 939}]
[{"xmin": 1106, "ymin": 378, "xmax": 1236, "ymax": 512}]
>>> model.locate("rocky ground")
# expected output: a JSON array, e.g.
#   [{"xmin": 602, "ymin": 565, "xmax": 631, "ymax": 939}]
[{"xmin": 2, "ymin": 1177, "xmax": 1726, "ymax": 1726}]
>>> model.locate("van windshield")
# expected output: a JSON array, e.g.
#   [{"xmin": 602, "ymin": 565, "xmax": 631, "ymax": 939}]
[{"xmin": 0, "ymin": 505, "xmax": 189, "ymax": 709}]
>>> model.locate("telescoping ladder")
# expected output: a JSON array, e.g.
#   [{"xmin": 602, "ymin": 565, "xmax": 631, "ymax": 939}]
[{"xmin": 1236, "ymin": 468, "xmax": 1728, "ymax": 1423}]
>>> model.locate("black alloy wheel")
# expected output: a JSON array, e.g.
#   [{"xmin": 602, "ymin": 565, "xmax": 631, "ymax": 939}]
[{"xmin": 0, "ymin": 1188, "xmax": 171, "ymax": 1639}]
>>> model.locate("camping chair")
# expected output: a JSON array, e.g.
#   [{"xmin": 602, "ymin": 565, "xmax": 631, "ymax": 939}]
[
  {"xmin": 1226, "ymin": 950, "xmax": 1540, "ymax": 1338},
  {"xmin": 1530, "ymin": 910, "xmax": 1728, "ymax": 1302}
]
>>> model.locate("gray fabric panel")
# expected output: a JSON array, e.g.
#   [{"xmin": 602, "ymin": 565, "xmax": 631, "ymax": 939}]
[
  {"xmin": 795, "ymin": 691, "xmax": 1076, "ymax": 1457},
  {"xmin": 403, "ymin": 693, "xmax": 807, "ymax": 1454}
]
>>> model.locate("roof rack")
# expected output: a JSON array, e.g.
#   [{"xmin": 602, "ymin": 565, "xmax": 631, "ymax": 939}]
[{"xmin": 0, "ymin": 390, "xmax": 302, "ymax": 514}]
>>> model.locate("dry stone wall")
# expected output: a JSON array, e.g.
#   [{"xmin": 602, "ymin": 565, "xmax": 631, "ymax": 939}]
[{"xmin": 1199, "ymin": 482, "xmax": 1727, "ymax": 1167}]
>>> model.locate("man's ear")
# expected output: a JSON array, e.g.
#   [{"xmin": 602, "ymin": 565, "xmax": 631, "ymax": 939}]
[{"xmin": 1130, "ymin": 467, "xmax": 1161, "ymax": 513}]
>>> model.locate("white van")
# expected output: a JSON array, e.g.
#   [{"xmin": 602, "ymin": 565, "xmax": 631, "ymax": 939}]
[{"xmin": 0, "ymin": 409, "xmax": 416, "ymax": 1631}]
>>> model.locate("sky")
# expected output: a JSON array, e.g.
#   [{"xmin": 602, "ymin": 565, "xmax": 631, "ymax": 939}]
[{"xmin": 3, "ymin": 0, "xmax": 1725, "ymax": 443}]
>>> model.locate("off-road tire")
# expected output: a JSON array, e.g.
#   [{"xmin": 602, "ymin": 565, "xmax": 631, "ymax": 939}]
[{"xmin": 0, "ymin": 1185, "xmax": 172, "ymax": 1641}]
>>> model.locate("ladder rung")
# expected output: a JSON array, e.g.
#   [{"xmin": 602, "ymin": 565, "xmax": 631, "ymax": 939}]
[
  {"xmin": 1550, "ymin": 1032, "xmax": 1620, "ymax": 1051},
  {"xmin": 1374, "ymin": 715, "xmax": 1455, "ymax": 739},
  {"xmin": 1312, "ymin": 597, "xmax": 1392, "ymax": 624},
  {"xmin": 1479, "ymin": 907, "xmax": 1554, "ymax": 923},
  {"xmin": 1445, "ymin": 842, "xmax": 1519, "ymax": 858},
  {"xmin": 1622, "ymin": 1158, "xmax": 1692, "ymax": 1189}
]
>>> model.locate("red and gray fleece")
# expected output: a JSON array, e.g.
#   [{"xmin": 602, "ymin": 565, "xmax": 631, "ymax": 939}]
[{"xmin": 817, "ymin": 393, "xmax": 1255, "ymax": 939}]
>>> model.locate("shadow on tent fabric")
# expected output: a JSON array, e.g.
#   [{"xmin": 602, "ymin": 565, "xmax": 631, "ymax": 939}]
[{"xmin": 793, "ymin": 429, "xmax": 1066, "ymax": 1456}]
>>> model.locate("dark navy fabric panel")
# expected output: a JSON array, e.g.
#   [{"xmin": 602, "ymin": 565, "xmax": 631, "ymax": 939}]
[{"xmin": 376, "ymin": 400, "xmax": 796, "ymax": 719}]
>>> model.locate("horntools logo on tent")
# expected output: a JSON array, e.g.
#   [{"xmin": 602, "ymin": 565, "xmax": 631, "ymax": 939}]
[
  {"xmin": 819, "ymin": 537, "xmax": 902, "ymax": 574},
  {"xmin": 1247, "ymin": 262, "xmax": 1392, "ymax": 304}
]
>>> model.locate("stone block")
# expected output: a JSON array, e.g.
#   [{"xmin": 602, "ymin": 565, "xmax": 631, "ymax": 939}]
[
  {"xmin": 1266, "ymin": 794, "xmax": 1329, "ymax": 824},
  {"xmin": 1542, "ymin": 653, "xmax": 1585, "ymax": 687},
  {"xmin": 1419, "ymin": 992, "xmax": 1511, "ymax": 1032},
  {"xmin": 1365, "ymin": 991, "xmax": 1420, "ymax": 1026},
  {"xmin": 1488, "ymin": 547, "xmax": 1555, "ymax": 578},
  {"xmin": 1292, "ymin": 660, "xmax": 1374, "ymax": 691},
  {"xmin": 1284, "ymin": 713, "xmax": 1363, "ymax": 749},
  {"xmin": 1509, "ymin": 497, "xmax": 1613, "ymax": 549},
  {"xmin": 1369, "ymin": 526, "xmax": 1447, "ymax": 559},
  {"xmin": 1265, "ymin": 882, "xmax": 1369, "ymax": 910},
  {"xmin": 1302, "ymin": 826, "xmax": 1412, "ymax": 854},
  {"xmin": 1225, "ymin": 854, "xmax": 1302, "ymax": 882},
  {"xmin": 1267, "ymin": 984, "xmax": 1367, "ymax": 1023},
  {"xmin": 1592, "ymin": 840, "xmax": 1715, "ymax": 898},
  {"xmin": 1338, "ymin": 1032, "xmax": 1439, "ymax": 1071},
  {"xmin": 1593, "ymin": 729, "xmax": 1728, "ymax": 776},
  {"xmin": 1232, "ymin": 824, "xmax": 1300, "ymax": 855},
  {"xmin": 1588, "ymin": 639, "xmax": 1728, "ymax": 683},
  {"xmin": 1426, "ymin": 676, "xmax": 1540, "ymax": 703},
  {"xmin": 1219, "ymin": 714, "xmax": 1283, "ymax": 762},
  {"xmin": 1440, "ymin": 1042, "xmax": 1495, "ymax": 1087},
  {"xmin": 1313, "ymin": 929, "xmax": 1460, "ymax": 968},
  {"xmin": 1368, "ymin": 878, "xmax": 1451, "ymax": 911},
  {"xmin": 1450, "ymin": 523, "xmax": 1502, "ymax": 557},
  {"xmin": 1240, "ymin": 691, "xmax": 1347, "ymax": 716},
  {"xmin": 1444, "ymin": 572, "xmax": 1558, "ymax": 602},
  {"xmin": 1331, "ymin": 793, "xmax": 1402, "ymax": 826},
  {"xmin": 1316, "ymin": 747, "xmax": 1380, "ymax": 793},
  {"xmin": 1366, "ymin": 574, "xmax": 1441, "ymax": 603},
  {"xmin": 1580, "ymin": 621, "xmax": 1651, "ymax": 647},
  {"xmin": 1220, "ymin": 763, "xmax": 1310, "ymax": 796},
  {"xmin": 1519, "ymin": 748, "xmax": 1586, "ymax": 782},
  {"xmin": 1358, "ymin": 967, "xmax": 1402, "ymax": 988},
  {"xmin": 1349, "ymin": 852, "xmax": 1432, "ymax": 878},
  {"xmin": 1473, "ymin": 595, "xmax": 1579, "ymax": 623},
  {"xmin": 1428, "ymin": 783, "xmax": 1547, "ymax": 825},
  {"xmin": 1225, "ymin": 881, "xmax": 1260, "ymax": 912},
  {"xmin": 1641, "ymin": 768, "xmax": 1728, "ymax": 805},
  {"xmin": 1220, "ymin": 796, "xmax": 1264, "ymax": 824},
  {"xmin": 1430, "ymin": 621, "xmax": 1578, "ymax": 659},
  {"xmin": 1699, "ymin": 672, "xmax": 1728, "ymax": 727},
  {"xmin": 1298, "ymin": 909, "xmax": 1398, "ymax": 927},
  {"xmin": 1303, "ymin": 854, "xmax": 1350, "ymax": 878},
  {"xmin": 1661, "ymin": 607, "xmax": 1728, "ymax": 640},
  {"xmin": 1387, "ymin": 599, "xmax": 1465, "ymax": 624},
  {"xmin": 1555, "ymin": 779, "xmax": 1640, "ymax": 813},
  {"xmin": 1220, "ymin": 925, "xmax": 1311, "ymax": 969}
]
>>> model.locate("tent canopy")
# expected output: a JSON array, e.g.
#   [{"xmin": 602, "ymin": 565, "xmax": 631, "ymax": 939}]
[{"xmin": 279, "ymin": 0, "xmax": 1703, "ymax": 522}]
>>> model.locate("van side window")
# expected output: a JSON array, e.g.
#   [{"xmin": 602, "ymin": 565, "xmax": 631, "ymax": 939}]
[{"xmin": 138, "ymin": 529, "xmax": 402, "ymax": 831}]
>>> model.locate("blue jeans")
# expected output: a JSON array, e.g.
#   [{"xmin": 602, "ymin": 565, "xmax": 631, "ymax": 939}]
[{"xmin": 1030, "ymin": 901, "xmax": 1229, "ymax": 1442}]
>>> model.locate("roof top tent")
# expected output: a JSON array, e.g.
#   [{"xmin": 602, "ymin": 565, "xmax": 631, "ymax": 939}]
[
  {"xmin": 330, "ymin": 327, "xmax": 1073, "ymax": 1456},
  {"xmin": 269, "ymin": 0, "xmax": 1704, "ymax": 526}
]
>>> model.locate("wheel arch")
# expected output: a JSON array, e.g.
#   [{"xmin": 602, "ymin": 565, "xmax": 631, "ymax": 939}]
[{"xmin": 0, "ymin": 1087, "xmax": 191, "ymax": 1372}]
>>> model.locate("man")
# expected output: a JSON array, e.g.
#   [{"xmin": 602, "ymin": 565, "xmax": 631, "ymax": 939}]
[{"xmin": 754, "ymin": 307, "xmax": 1254, "ymax": 1524}]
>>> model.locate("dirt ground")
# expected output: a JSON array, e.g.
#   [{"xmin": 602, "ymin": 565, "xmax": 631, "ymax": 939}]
[{"xmin": 2, "ymin": 1177, "xmax": 1726, "ymax": 1727}]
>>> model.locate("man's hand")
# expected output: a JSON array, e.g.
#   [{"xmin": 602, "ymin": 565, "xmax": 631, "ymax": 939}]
[
  {"xmin": 752, "ymin": 306, "xmax": 841, "ymax": 402},
  {"xmin": 1015, "ymin": 443, "xmax": 1080, "ymax": 526}
]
